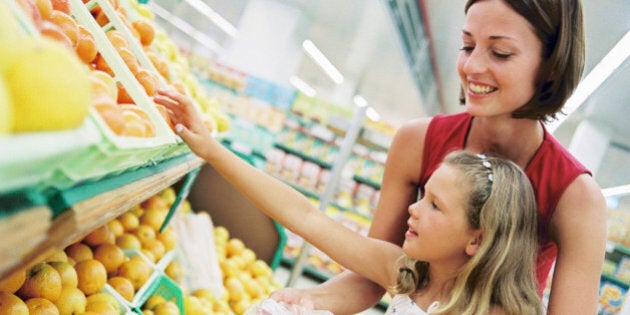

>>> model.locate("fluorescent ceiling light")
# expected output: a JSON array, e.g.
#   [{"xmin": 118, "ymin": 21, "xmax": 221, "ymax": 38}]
[
  {"xmin": 302, "ymin": 40, "xmax": 344, "ymax": 84},
  {"xmin": 366, "ymin": 107, "xmax": 381, "ymax": 121},
  {"xmin": 290, "ymin": 75, "xmax": 316, "ymax": 97},
  {"xmin": 184, "ymin": 0, "xmax": 238, "ymax": 37},
  {"xmin": 547, "ymin": 30, "xmax": 630, "ymax": 133},
  {"xmin": 602, "ymin": 184, "xmax": 630, "ymax": 197},
  {"xmin": 353, "ymin": 95, "xmax": 368, "ymax": 107},
  {"xmin": 149, "ymin": 2, "xmax": 223, "ymax": 53}
]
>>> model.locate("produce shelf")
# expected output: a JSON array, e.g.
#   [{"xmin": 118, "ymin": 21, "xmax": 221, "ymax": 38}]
[{"xmin": 0, "ymin": 154, "xmax": 204, "ymax": 281}]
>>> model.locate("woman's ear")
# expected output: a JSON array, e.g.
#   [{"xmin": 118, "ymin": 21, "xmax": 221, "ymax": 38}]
[{"xmin": 465, "ymin": 231, "xmax": 483, "ymax": 256}]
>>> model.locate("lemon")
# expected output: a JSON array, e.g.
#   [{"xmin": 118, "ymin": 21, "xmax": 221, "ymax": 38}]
[
  {"xmin": 0, "ymin": 1, "xmax": 23, "ymax": 73},
  {"xmin": 0, "ymin": 76, "xmax": 12, "ymax": 134},
  {"xmin": 6, "ymin": 37, "xmax": 90, "ymax": 132}
]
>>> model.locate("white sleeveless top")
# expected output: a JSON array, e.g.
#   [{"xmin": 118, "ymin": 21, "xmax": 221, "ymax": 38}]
[{"xmin": 385, "ymin": 295, "xmax": 440, "ymax": 315}]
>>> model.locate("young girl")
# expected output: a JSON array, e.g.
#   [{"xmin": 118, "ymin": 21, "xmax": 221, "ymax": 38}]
[{"xmin": 154, "ymin": 89, "xmax": 542, "ymax": 314}]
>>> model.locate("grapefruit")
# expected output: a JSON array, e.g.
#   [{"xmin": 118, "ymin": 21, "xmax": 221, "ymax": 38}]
[{"xmin": 6, "ymin": 37, "xmax": 90, "ymax": 132}]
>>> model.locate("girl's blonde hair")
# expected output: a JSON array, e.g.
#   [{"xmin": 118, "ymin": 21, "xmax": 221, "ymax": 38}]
[{"xmin": 392, "ymin": 150, "xmax": 542, "ymax": 314}]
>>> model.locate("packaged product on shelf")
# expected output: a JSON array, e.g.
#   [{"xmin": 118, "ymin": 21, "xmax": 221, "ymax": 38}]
[
  {"xmin": 355, "ymin": 184, "xmax": 376, "ymax": 216},
  {"xmin": 316, "ymin": 169, "xmax": 331, "ymax": 194},
  {"xmin": 280, "ymin": 154, "xmax": 303, "ymax": 182},
  {"xmin": 299, "ymin": 161, "xmax": 321, "ymax": 191},
  {"xmin": 598, "ymin": 280, "xmax": 628, "ymax": 315},
  {"xmin": 265, "ymin": 147, "xmax": 286, "ymax": 176}
]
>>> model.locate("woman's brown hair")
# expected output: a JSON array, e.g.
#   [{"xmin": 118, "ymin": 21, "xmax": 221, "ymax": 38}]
[{"xmin": 460, "ymin": 0, "xmax": 585, "ymax": 122}]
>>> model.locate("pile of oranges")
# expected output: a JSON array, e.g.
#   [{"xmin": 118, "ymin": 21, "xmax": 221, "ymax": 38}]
[{"xmin": 0, "ymin": 187, "xmax": 181, "ymax": 314}]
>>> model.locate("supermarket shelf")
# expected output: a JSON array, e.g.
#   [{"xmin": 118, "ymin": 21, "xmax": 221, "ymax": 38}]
[
  {"xmin": 0, "ymin": 154, "xmax": 205, "ymax": 280},
  {"xmin": 601, "ymin": 273, "xmax": 630, "ymax": 289},
  {"xmin": 353, "ymin": 175, "xmax": 382, "ymax": 190},
  {"xmin": 274, "ymin": 143, "xmax": 333, "ymax": 169}
]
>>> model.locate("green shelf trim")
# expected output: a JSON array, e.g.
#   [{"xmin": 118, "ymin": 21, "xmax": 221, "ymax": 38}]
[
  {"xmin": 0, "ymin": 188, "xmax": 48, "ymax": 214},
  {"xmin": 353, "ymin": 175, "xmax": 381, "ymax": 190},
  {"xmin": 46, "ymin": 153, "xmax": 197, "ymax": 216},
  {"xmin": 274, "ymin": 143, "xmax": 333, "ymax": 169},
  {"xmin": 613, "ymin": 243, "xmax": 630, "ymax": 256},
  {"xmin": 601, "ymin": 273, "xmax": 630, "ymax": 288}
]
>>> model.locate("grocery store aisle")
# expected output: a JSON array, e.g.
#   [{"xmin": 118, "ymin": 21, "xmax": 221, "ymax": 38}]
[{"xmin": 272, "ymin": 265, "xmax": 386, "ymax": 315}]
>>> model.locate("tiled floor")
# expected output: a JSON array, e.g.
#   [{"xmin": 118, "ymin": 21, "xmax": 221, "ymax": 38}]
[{"xmin": 272, "ymin": 265, "xmax": 386, "ymax": 315}]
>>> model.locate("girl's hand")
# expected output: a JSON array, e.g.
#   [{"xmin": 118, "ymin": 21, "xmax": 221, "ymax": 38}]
[
  {"xmin": 153, "ymin": 89, "xmax": 214, "ymax": 158},
  {"xmin": 270, "ymin": 288, "xmax": 316, "ymax": 310}
]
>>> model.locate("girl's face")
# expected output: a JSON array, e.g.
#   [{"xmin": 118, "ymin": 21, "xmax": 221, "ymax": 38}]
[
  {"xmin": 457, "ymin": 0, "xmax": 543, "ymax": 118},
  {"xmin": 404, "ymin": 164, "xmax": 479, "ymax": 265}
]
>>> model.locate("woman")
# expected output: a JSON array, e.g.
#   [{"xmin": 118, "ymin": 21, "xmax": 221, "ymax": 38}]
[{"xmin": 269, "ymin": 0, "xmax": 607, "ymax": 314}]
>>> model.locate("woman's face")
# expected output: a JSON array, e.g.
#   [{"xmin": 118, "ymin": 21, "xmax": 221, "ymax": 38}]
[
  {"xmin": 457, "ymin": 0, "xmax": 543, "ymax": 118},
  {"xmin": 403, "ymin": 164, "xmax": 479, "ymax": 266}
]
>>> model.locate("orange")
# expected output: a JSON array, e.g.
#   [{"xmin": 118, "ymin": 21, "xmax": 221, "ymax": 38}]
[
  {"xmin": 156, "ymin": 228, "xmax": 177, "ymax": 252},
  {"xmin": 34, "ymin": 0, "xmax": 52, "ymax": 20},
  {"xmin": 116, "ymin": 82, "xmax": 135, "ymax": 104},
  {"xmin": 93, "ymin": 243, "xmax": 125, "ymax": 275},
  {"xmin": 135, "ymin": 68, "xmax": 159, "ymax": 96},
  {"xmin": 152, "ymin": 301, "xmax": 179, "ymax": 315},
  {"xmin": 74, "ymin": 259, "xmax": 107, "ymax": 295},
  {"xmin": 90, "ymin": 70, "xmax": 117, "ymax": 99},
  {"xmin": 94, "ymin": 10, "xmax": 110, "ymax": 27},
  {"xmin": 0, "ymin": 292, "xmax": 29, "ymax": 315},
  {"xmin": 146, "ymin": 51, "xmax": 170, "ymax": 79},
  {"xmin": 121, "ymin": 109, "xmax": 148, "ymax": 137},
  {"xmin": 117, "ymin": 212, "xmax": 140, "ymax": 232},
  {"xmin": 140, "ymin": 207, "xmax": 168, "ymax": 232},
  {"xmin": 107, "ymin": 276, "xmax": 134, "ymax": 301},
  {"xmin": 117, "ymin": 258, "xmax": 152, "ymax": 290},
  {"xmin": 53, "ymin": 286, "xmax": 86, "ymax": 314},
  {"xmin": 116, "ymin": 233, "xmax": 142, "ymax": 250},
  {"xmin": 107, "ymin": 219, "xmax": 124, "ymax": 237},
  {"xmin": 226, "ymin": 238, "xmax": 246, "ymax": 257},
  {"xmin": 143, "ymin": 295, "xmax": 166, "ymax": 310},
  {"xmin": 85, "ymin": 300, "xmax": 118, "ymax": 315},
  {"xmin": 94, "ymin": 54, "xmax": 115, "ymax": 77},
  {"xmin": 48, "ymin": 261, "xmax": 78, "ymax": 288},
  {"xmin": 0, "ymin": 268, "xmax": 26, "ymax": 294},
  {"xmin": 116, "ymin": 47, "xmax": 140, "ymax": 74},
  {"xmin": 119, "ymin": 103, "xmax": 150, "ymax": 121},
  {"xmin": 83, "ymin": 224, "xmax": 115, "ymax": 247},
  {"xmin": 86, "ymin": 292, "xmax": 119, "ymax": 312},
  {"xmin": 93, "ymin": 100, "xmax": 126, "ymax": 135},
  {"xmin": 164, "ymin": 260, "xmax": 183, "ymax": 283},
  {"xmin": 65, "ymin": 243, "xmax": 93, "ymax": 263},
  {"xmin": 75, "ymin": 25, "xmax": 97, "ymax": 64},
  {"xmin": 50, "ymin": 0, "xmax": 70, "ymax": 15},
  {"xmin": 106, "ymin": 29, "xmax": 129, "ymax": 50},
  {"xmin": 134, "ymin": 224, "xmax": 156, "ymax": 246},
  {"xmin": 48, "ymin": 11, "xmax": 79, "ymax": 47},
  {"xmin": 132, "ymin": 19, "xmax": 155, "ymax": 46},
  {"xmin": 44, "ymin": 250, "xmax": 68, "ymax": 263},
  {"xmin": 39, "ymin": 21, "xmax": 73, "ymax": 49},
  {"xmin": 155, "ymin": 104, "xmax": 175, "ymax": 132},
  {"xmin": 142, "ymin": 238, "xmax": 165, "ymax": 262},
  {"xmin": 16, "ymin": 263, "xmax": 62, "ymax": 302},
  {"xmin": 25, "ymin": 297, "xmax": 59, "ymax": 315}
]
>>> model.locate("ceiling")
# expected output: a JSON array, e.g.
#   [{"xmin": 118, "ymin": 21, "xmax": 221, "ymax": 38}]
[{"xmin": 151, "ymin": 0, "xmax": 629, "ymax": 183}]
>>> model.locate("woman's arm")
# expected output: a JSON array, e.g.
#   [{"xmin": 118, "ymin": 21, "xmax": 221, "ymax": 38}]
[
  {"xmin": 154, "ymin": 89, "xmax": 403, "ymax": 289},
  {"xmin": 547, "ymin": 174, "xmax": 607, "ymax": 314},
  {"xmin": 272, "ymin": 118, "xmax": 432, "ymax": 313}
]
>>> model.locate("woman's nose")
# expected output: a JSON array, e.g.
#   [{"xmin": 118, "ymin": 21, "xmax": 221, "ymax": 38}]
[{"xmin": 462, "ymin": 48, "xmax": 488, "ymax": 75}]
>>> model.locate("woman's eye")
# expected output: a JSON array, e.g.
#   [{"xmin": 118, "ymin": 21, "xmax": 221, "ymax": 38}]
[
  {"xmin": 459, "ymin": 46, "xmax": 474, "ymax": 53},
  {"xmin": 492, "ymin": 51, "xmax": 512, "ymax": 59}
]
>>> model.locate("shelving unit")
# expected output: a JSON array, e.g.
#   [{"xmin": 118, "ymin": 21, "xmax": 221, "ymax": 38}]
[{"xmin": 0, "ymin": 153, "xmax": 204, "ymax": 281}]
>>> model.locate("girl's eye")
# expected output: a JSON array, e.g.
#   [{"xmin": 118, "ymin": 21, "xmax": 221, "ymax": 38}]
[
  {"xmin": 460, "ymin": 46, "xmax": 474, "ymax": 53},
  {"xmin": 492, "ymin": 51, "xmax": 512, "ymax": 59},
  {"xmin": 431, "ymin": 202, "xmax": 440, "ymax": 210}
]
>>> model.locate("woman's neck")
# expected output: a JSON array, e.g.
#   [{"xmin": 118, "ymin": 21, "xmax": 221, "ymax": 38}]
[{"xmin": 466, "ymin": 116, "xmax": 544, "ymax": 169}]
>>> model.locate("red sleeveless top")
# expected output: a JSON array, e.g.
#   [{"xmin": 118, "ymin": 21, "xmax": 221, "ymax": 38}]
[{"xmin": 419, "ymin": 112, "xmax": 590, "ymax": 295}]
